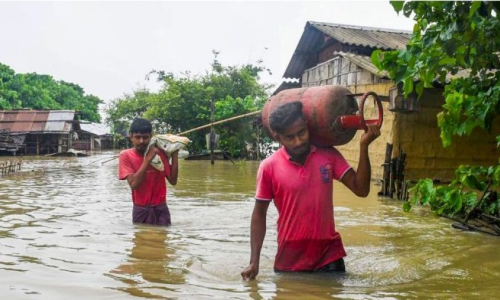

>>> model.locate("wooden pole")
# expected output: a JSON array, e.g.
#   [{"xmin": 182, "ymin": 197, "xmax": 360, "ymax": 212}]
[
  {"xmin": 100, "ymin": 156, "xmax": 119, "ymax": 165},
  {"xmin": 100, "ymin": 110, "xmax": 263, "ymax": 166},
  {"xmin": 256, "ymin": 124, "xmax": 261, "ymax": 161},
  {"xmin": 464, "ymin": 181, "xmax": 493, "ymax": 223},
  {"xmin": 210, "ymin": 98, "xmax": 215, "ymax": 165},
  {"xmin": 178, "ymin": 110, "xmax": 262, "ymax": 135},
  {"xmin": 390, "ymin": 157, "xmax": 397, "ymax": 198},
  {"xmin": 380, "ymin": 143, "xmax": 393, "ymax": 196}
]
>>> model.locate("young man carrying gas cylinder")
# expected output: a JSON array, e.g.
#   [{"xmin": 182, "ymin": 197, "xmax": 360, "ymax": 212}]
[{"xmin": 241, "ymin": 101, "xmax": 380, "ymax": 279}]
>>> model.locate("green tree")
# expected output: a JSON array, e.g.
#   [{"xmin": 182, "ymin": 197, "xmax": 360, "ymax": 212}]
[
  {"xmin": 106, "ymin": 52, "xmax": 272, "ymax": 157},
  {"xmin": 0, "ymin": 62, "xmax": 103, "ymax": 122},
  {"xmin": 372, "ymin": 1, "xmax": 500, "ymax": 225},
  {"xmin": 0, "ymin": 63, "xmax": 21, "ymax": 109}
]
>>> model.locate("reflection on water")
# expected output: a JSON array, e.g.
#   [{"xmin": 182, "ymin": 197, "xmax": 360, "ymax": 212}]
[
  {"xmin": 110, "ymin": 226, "xmax": 185, "ymax": 297},
  {"xmin": 0, "ymin": 153, "xmax": 499, "ymax": 299}
]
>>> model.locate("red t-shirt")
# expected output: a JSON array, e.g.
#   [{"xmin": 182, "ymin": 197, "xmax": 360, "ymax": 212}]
[
  {"xmin": 255, "ymin": 146, "xmax": 351, "ymax": 271},
  {"xmin": 118, "ymin": 149, "xmax": 171, "ymax": 206}
]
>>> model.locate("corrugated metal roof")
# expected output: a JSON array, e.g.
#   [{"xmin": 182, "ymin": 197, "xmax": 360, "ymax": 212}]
[
  {"xmin": 31, "ymin": 111, "xmax": 49, "ymax": 132},
  {"xmin": 271, "ymin": 81, "xmax": 301, "ymax": 96},
  {"xmin": 45, "ymin": 111, "xmax": 75, "ymax": 132},
  {"xmin": 310, "ymin": 22, "xmax": 411, "ymax": 51},
  {"xmin": 0, "ymin": 111, "xmax": 16, "ymax": 132},
  {"xmin": 11, "ymin": 111, "xmax": 36, "ymax": 132},
  {"xmin": 80, "ymin": 122, "xmax": 111, "ymax": 136},
  {"xmin": 0, "ymin": 110, "xmax": 76, "ymax": 134},
  {"xmin": 283, "ymin": 21, "xmax": 411, "ymax": 80}
]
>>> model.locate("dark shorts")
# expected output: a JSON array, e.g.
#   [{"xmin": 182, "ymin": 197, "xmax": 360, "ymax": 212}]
[
  {"xmin": 316, "ymin": 258, "xmax": 346, "ymax": 272},
  {"xmin": 132, "ymin": 203, "xmax": 171, "ymax": 226},
  {"xmin": 274, "ymin": 257, "xmax": 346, "ymax": 273}
]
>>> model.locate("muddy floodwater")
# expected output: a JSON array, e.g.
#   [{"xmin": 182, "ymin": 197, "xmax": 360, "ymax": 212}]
[{"xmin": 0, "ymin": 153, "xmax": 499, "ymax": 299}]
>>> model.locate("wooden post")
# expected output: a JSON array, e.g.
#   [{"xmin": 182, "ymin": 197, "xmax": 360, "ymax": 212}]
[
  {"xmin": 178, "ymin": 110, "xmax": 261, "ymax": 136},
  {"xmin": 399, "ymin": 151, "xmax": 407, "ymax": 200},
  {"xmin": 256, "ymin": 124, "xmax": 261, "ymax": 161},
  {"xmin": 394, "ymin": 148, "xmax": 406, "ymax": 200},
  {"xmin": 380, "ymin": 143, "xmax": 393, "ymax": 196},
  {"xmin": 394, "ymin": 148, "xmax": 401, "ymax": 199},
  {"xmin": 390, "ymin": 157, "xmax": 397, "ymax": 198},
  {"xmin": 58, "ymin": 135, "xmax": 62, "ymax": 153},
  {"xmin": 210, "ymin": 98, "xmax": 215, "ymax": 165}
]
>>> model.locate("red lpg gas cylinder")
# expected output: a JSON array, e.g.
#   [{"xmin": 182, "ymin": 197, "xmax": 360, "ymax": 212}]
[{"xmin": 261, "ymin": 85, "xmax": 383, "ymax": 147}]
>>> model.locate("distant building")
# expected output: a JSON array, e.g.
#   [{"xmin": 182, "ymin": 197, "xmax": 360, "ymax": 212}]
[
  {"xmin": 0, "ymin": 110, "xmax": 80, "ymax": 155},
  {"xmin": 73, "ymin": 122, "xmax": 113, "ymax": 151}
]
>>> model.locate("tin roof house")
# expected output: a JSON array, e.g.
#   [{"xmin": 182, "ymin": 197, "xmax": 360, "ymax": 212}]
[
  {"xmin": 73, "ymin": 122, "xmax": 113, "ymax": 151},
  {"xmin": 277, "ymin": 21, "xmax": 500, "ymax": 183},
  {"xmin": 0, "ymin": 110, "xmax": 80, "ymax": 155}
]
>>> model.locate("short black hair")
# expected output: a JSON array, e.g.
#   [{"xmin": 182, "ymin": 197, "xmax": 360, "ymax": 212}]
[
  {"xmin": 130, "ymin": 118, "xmax": 152, "ymax": 134},
  {"xmin": 269, "ymin": 101, "xmax": 304, "ymax": 133}
]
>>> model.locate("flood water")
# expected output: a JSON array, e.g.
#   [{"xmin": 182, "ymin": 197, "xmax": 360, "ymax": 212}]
[{"xmin": 0, "ymin": 153, "xmax": 499, "ymax": 299}]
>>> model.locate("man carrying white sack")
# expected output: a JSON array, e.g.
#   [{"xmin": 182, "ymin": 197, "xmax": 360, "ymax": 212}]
[{"xmin": 118, "ymin": 118, "xmax": 190, "ymax": 226}]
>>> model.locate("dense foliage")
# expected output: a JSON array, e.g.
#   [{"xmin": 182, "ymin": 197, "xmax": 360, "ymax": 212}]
[
  {"xmin": 372, "ymin": 1, "xmax": 500, "ymax": 225},
  {"xmin": 106, "ymin": 52, "xmax": 273, "ymax": 158},
  {"xmin": 0, "ymin": 63, "xmax": 102, "ymax": 122},
  {"xmin": 406, "ymin": 165, "xmax": 499, "ymax": 216}
]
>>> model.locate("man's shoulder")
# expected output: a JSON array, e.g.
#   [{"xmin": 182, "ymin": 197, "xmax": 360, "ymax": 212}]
[
  {"xmin": 315, "ymin": 146, "xmax": 343, "ymax": 157},
  {"xmin": 261, "ymin": 149, "xmax": 284, "ymax": 165},
  {"xmin": 120, "ymin": 148, "xmax": 135, "ymax": 154},
  {"xmin": 119, "ymin": 148, "xmax": 138, "ymax": 159}
]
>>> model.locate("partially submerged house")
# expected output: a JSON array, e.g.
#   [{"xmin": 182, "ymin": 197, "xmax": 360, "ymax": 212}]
[
  {"xmin": 73, "ymin": 122, "xmax": 113, "ymax": 151},
  {"xmin": 0, "ymin": 110, "xmax": 80, "ymax": 155},
  {"xmin": 278, "ymin": 22, "xmax": 500, "ymax": 181}
]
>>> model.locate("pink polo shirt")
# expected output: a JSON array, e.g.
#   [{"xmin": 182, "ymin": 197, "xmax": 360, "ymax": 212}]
[
  {"xmin": 118, "ymin": 149, "xmax": 171, "ymax": 206},
  {"xmin": 256, "ymin": 146, "xmax": 351, "ymax": 271}
]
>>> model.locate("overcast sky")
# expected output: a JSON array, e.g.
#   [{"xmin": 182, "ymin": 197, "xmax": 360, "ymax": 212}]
[{"xmin": 0, "ymin": 1, "xmax": 415, "ymax": 106}]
